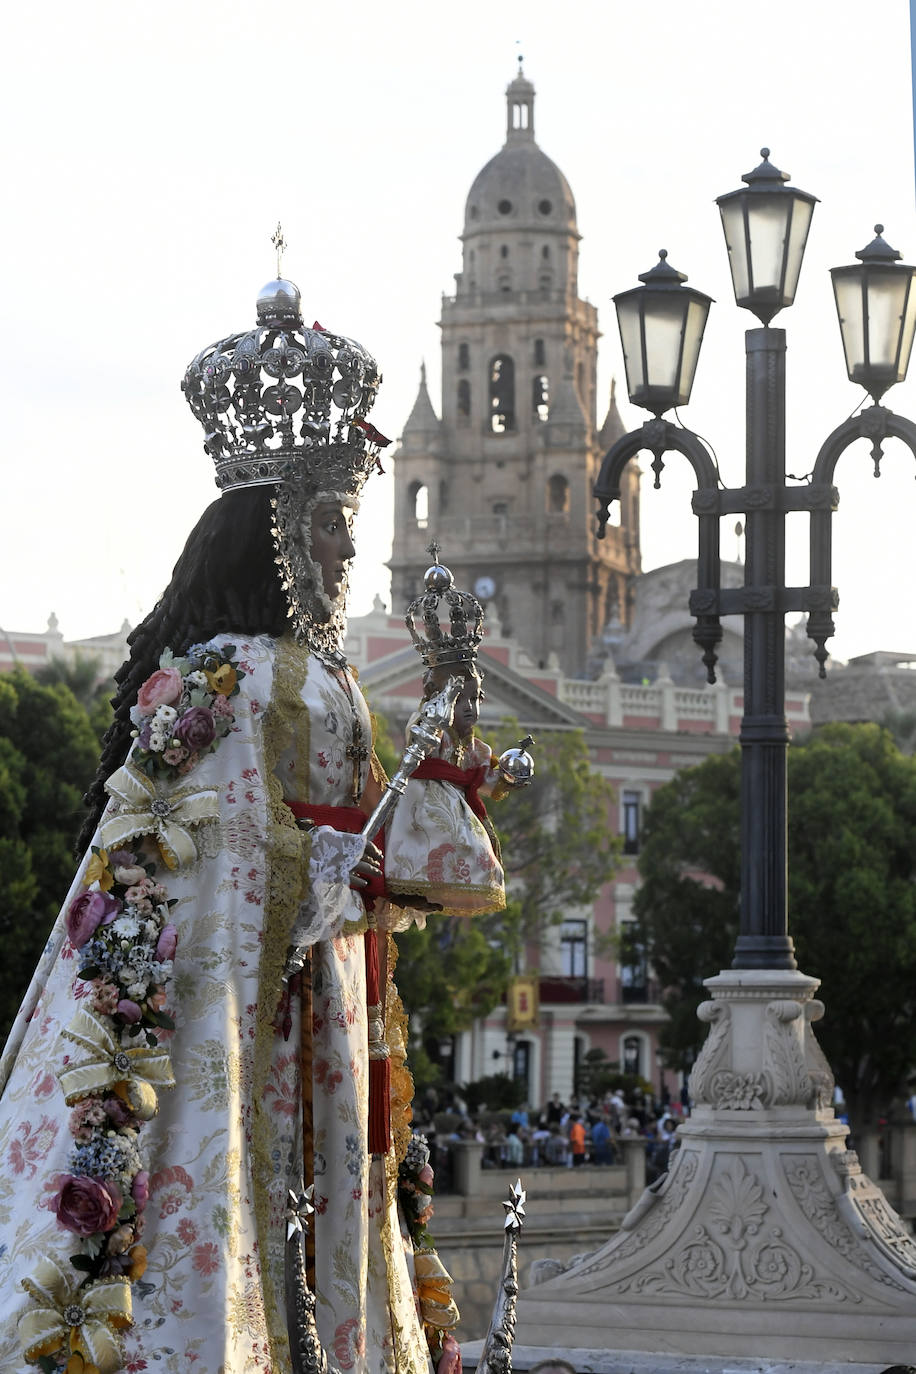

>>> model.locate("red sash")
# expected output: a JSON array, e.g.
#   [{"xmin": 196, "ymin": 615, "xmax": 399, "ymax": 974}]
[
  {"xmin": 284, "ymin": 800, "xmax": 391, "ymax": 1154},
  {"xmin": 410, "ymin": 759, "xmax": 489, "ymax": 822}
]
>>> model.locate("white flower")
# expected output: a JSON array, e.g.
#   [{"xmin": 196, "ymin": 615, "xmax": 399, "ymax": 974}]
[
  {"xmin": 127, "ymin": 982, "xmax": 148, "ymax": 1000},
  {"xmin": 112, "ymin": 915, "xmax": 141, "ymax": 939},
  {"xmin": 187, "ymin": 670, "xmax": 208, "ymax": 687},
  {"xmin": 155, "ymin": 704, "xmax": 178, "ymax": 724}
]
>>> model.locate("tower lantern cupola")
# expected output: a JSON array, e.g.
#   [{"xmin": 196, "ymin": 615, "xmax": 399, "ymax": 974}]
[{"xmin": 507, "ymin": 65, "xmax": 535, "ymax": 142}]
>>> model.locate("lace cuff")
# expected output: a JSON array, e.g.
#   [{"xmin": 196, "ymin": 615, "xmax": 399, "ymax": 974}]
[{"xmin": 284, "ymin": 825, "xmax": 366, "ymax": 979}]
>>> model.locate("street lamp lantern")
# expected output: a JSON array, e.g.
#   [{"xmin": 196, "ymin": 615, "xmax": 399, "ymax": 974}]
[
  {"xmin": 613, "ymin": 250, "xmax": 712, "ymax": 416},
  {"xmin": 830, "ymin": 225, "xmax": 916, "ymax": 402},
  {"xmin": 716, "ymin": 148, "xmax": 818, "ymax": 325}
]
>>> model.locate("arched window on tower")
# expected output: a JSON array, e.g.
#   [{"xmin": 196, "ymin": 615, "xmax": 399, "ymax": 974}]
[
  {"xmin": 533, "ymin": 374, "xmax": 549, "ymax": 423},
  {"xmin": 548, "ymin": 474, "xmax": 568, "ymax": 513},
  {"xmin": 408, "ymin": 480, "xmax": 428, "ymax": 530},
  {"xmin": 533, "ymin": 338, "xmax": 546, "ymax": 366},
  {"xmin": 489, "ymin": 355, "xmax": 515, "ymax": 433},
  {"xmin": 458, "ymin": 342, "xmax": 470, "ymax": 371},
  {"xmin": 457, "ymin": 378, "xmax": 471, "ymax": 419},
  {"xmin": 512, "ymin": 100, "xmax": 529, "ymax": 131}
]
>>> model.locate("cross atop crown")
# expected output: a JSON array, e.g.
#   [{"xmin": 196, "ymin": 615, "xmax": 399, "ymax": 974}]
[{"xmin": 271, "ymin": 222, "xmax": 287, "ymax": 278}]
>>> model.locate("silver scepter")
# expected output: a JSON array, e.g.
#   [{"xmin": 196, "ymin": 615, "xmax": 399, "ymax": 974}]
[{"xmin": 359, "ymin": 675, "xmax": 464, "ymax": 839}]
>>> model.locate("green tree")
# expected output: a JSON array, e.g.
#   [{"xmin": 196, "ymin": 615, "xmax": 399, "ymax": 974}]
[
  {"xmin": 384, "ymin": 718, "xmax": 621, "ymax": 1089},
  {"xmin": 632, "ymin": 724, "xmax": 916, "ymax": 1135},
  {"xmin": 0, "ymin": 671, "xmax": 100, "ymax": 1039},
  {"xmin": 35, "ymin": 654, "xmax": 113, "ymax": 740}
]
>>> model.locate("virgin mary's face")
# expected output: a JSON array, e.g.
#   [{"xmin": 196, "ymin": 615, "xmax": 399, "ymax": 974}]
[{"xmin": 308, "ymin": 502, "xmax": 356, "ymax": 602}]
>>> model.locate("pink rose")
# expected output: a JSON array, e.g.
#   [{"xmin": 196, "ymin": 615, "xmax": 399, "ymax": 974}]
[
  {"xmin": 116, "ymin": 999, "xmax": 142, "ymax": 1023},
  {"xmin": 125, "ymin": 883, "xmax": 152, "ymax": 903},
  {"xmin": 132, "ymin": 1170, "xmax": 149, "ymax": 1213},
  {"xmin": 114, "ymin": 864, "xmax": 147, "ymax": 886},
  {"xmin": 54, "ymin": 1174, "xmax": 122, "ymax": 1236},
  {"xmin": 162, "ymin": 746, "xmax": 187, "ymax": 766},
  {"xmin": 175, "ymin": 706, "xmax": 216, "ymax": 752},
  {"xmin": 419, "ymin": 1163, "xmax": 434, "ymax": 1187},
  {"xmin": 155, "ymin": 923, "xmax": 178, "ymax": 962},
  {"xmin": 102, "ymin": 1095, "xmax": 136, "ymax": 1128},
  {"xmin": 136, "ymin": 668, "xmax": 183, "ymax": 716},
  {"xmin": 67, "ymin": 891, "xmax": 121, "ymax": 949}
]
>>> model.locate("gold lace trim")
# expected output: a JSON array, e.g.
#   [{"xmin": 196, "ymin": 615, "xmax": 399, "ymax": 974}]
[
  {"xmin": 254, "ymin": 635, "xmax": 312, "ymax": 1364},
  {"xmin": 387, "ymin": 876, "xmax": 506, "ymax": 919},
  {"xmin": 373, "ymin": 934, "xmax": 419, "ymax": 1374}
]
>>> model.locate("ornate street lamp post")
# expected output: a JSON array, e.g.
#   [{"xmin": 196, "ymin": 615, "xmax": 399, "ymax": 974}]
[
  {"xmin": 595, "ymin": 152, "xmax": 916, "ymax": 973},
  {"xmin": 514, "ymin": 154, "xmax": 916, "ymax": 1361}
]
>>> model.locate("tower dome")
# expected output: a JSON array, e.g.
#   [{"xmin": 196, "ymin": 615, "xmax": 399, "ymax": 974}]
[{"xmin": 463, "ymin": 69, "xmax": 577, "ymax": 239}]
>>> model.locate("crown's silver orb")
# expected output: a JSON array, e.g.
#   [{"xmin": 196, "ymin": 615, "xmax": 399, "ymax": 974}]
[
  {"xmin": 497, "ymin": 735, "xmax": 535, "ymax": 788},
  {"xmin": 424, "ymin": 562, "xmax": 453, "ymax": 594},
  {"xmin": 256, "ymin": 277, "xmax": 302, "ymax": 324}
]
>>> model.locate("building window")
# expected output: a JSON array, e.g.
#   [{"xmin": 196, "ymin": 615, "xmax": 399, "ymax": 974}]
[
  {"xmin": 457, "ymin": 378, "xmax": 471, "ymax": 417},
  {"xmin": 539, "ymin": 272, "xmax": 553, "ymax": 293},
  {"xmin": 408, "ymin": 480, "xmax": 428, "ymax": 530},
  {"xmin": 492, "ymin": 501, "xmax": 509, "ymax": 517},
  {"xmin": 533, "ymin": 374, "xmax": 549, "ymax": 422},
  {"xmin": 512, "ymin": 1040, "xmax": 531, "ymax": 1087},
  {"xmin": 458, "ymin": 342, "xmax": 470, "ymax": 371},
  {"xmin": 547, "ymin": 473, "xmax": 568, "ymax": 513},
  {"xmin": 619, "ymin": 921, "xmax": 648, "ymax": 1003},
  {"xmin": 533, "ymin": 338, "xmax": 546, "ymax": 366},
  {"xmin": 541, "ymin": 244, "xmax": 550, "ymax": 260},
  {"xmin": 500, "ymin": 244, "xmax": 509, "ymax": 259},
  {"xmin": 489, "ymin": 355, "xmax": 515, "ymax": 433},
  {"xmin": 622, "ymin": 789, "xmax": 641, "ymax": 855},
  {"xmin": 561, "ymin": 919, "xmax": 587, "ymax": 977},
  {"xmin": 622, "ymin": 1034, "xmax": 642, "ymax": 1077},
  {"xmin": 498, "ymin": 274, "xmax": 512, "ymax": 293}
]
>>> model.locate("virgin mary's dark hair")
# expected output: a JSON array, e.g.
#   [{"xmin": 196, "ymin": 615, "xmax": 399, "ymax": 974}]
[{"xmin": 76, "ymin": 486, "xmax": 289, "ymax": 853}]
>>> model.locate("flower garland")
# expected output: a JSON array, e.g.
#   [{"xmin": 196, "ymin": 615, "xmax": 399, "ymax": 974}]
[
  {"xmin": 20, "ymin": 643, "xmax": 243, "ymax": 1374},
  {"xmin": 129, "ymin": 642, "xmax": 245, "ymax": 781},
  {"xmin": 397, "ymin": 1133, "xmax": 461, "ymax": 1369}
]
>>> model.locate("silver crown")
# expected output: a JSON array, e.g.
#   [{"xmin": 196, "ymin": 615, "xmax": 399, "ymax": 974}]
[
  {"xmin": 406, "ymin": 542, "xmax": 484, "ymax": 670},
  {"xmin": 180, "ymin": 276, "xmax": 386, "ymax": 495}
]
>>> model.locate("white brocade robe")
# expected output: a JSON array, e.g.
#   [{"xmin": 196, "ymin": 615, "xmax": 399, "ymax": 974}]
[{"xmin": 0, "ymin": 636, "xmax": 436, "ymax": 1374}]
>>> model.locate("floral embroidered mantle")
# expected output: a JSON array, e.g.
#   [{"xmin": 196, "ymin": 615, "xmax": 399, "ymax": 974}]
[{"xmin": 0, "ymin": 636, "xmax": 436, "ymax": 1374}]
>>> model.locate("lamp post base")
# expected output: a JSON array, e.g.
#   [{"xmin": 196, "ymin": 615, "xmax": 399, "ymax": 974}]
[{"xmin": 515, "ymin": 969, "xmax": 916, "ymax": 1362}]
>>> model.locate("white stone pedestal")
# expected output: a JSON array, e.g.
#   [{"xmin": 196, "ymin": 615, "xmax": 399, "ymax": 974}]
[{"xmin": 515, "ymin": 970, "xmax": 916, "ymax": 1363}]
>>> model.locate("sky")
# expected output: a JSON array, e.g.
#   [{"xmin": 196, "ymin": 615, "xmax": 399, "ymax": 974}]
[{"xmin": 2, "ymin": 0, "xmax": 916, "ymax": 667}]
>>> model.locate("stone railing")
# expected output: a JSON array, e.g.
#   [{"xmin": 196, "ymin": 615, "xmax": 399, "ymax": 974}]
[{"xmin": 559, "ymin": 672, "xmax": 809, "ymax": 733}]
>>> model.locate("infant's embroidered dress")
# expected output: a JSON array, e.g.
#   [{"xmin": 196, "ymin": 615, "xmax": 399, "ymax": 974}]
[
  {"xmin": 0, "ymin": 634, "xmax": 500, "ymax": 1373},
  {"xmin": 385, "ymin": 720, "xmax": 506, "ymax": 918}
]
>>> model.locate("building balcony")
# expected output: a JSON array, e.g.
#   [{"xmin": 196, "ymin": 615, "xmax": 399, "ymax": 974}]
[{"xmin": 538, "ymin": 975, "xmax": 605, "ymax": 1004}]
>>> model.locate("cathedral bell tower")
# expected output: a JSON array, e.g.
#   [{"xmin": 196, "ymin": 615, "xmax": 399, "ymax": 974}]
[{"xmin": 389, "ymin": 68, "xmax": 640, "ymax": 674}]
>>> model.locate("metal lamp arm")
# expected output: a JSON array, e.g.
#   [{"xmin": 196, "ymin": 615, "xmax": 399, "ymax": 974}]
[
  {"xmin": 593, "ymin": 417, "xmax": 724, "ymax": 681},
  {"xmin": 805, "ymin": 405, "xmax": 916, "ymax": 674}
]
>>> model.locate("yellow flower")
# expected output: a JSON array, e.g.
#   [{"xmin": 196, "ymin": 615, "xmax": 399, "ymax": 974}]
[
  {"xmin": 127, "ymin": 1243, "xmax": 148, "ymax": 1281},
  {"xmin": 204, "ymin": 663, "xmax": 237, "ymax": 696},
  {"xmin": 84, "ymin": 849, "xmax": 113, "ymax": 892}
]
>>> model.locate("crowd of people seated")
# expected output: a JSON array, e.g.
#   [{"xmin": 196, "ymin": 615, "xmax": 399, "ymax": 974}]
[{"xmin": 412, "ymin": 1087, "xmax": 685, "ymax": 1190}]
